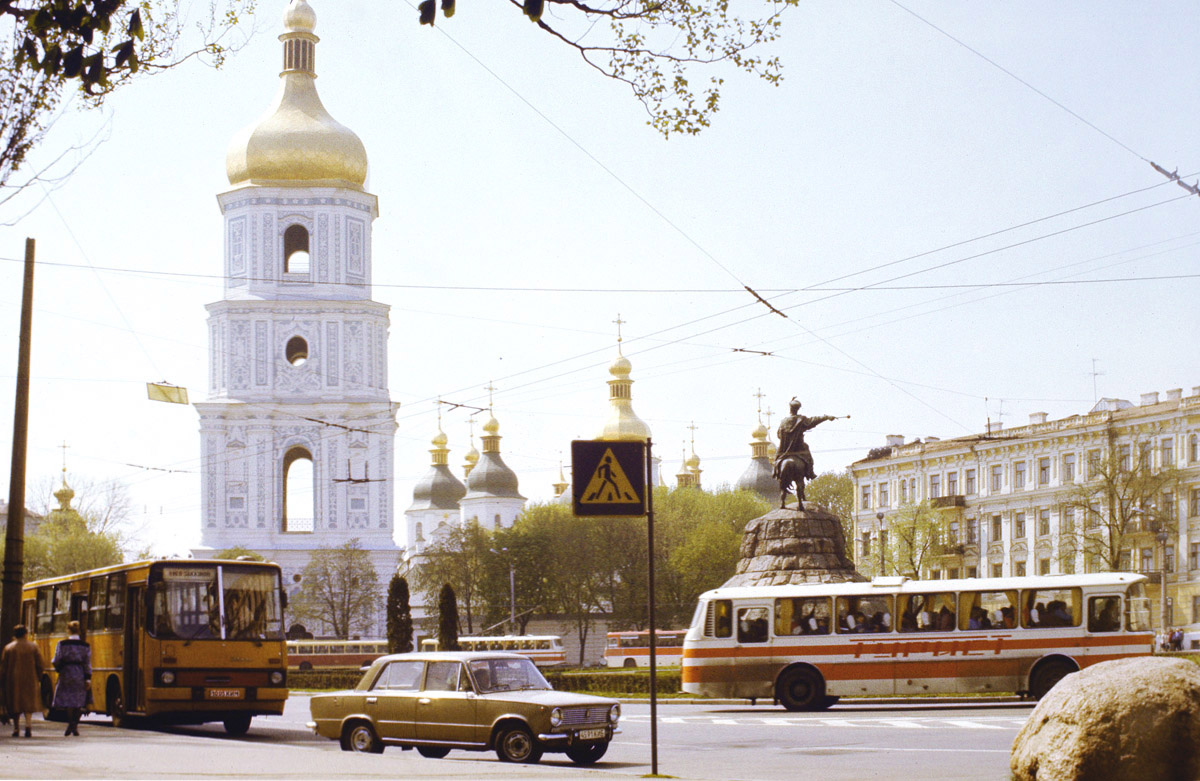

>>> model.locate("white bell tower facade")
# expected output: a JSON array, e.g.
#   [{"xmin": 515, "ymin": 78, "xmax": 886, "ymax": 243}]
[{"xmin": 194, "ymin": 0, "xmax": 399, "ymax": 632}]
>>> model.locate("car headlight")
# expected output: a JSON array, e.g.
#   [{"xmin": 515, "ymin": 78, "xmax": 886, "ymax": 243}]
[
  {"xmin": 609, "ymin": 704, "xmax": 620, "ymax": 723},
  {"xmin": 549, "ymin": 707, "xmax": 563, "ymax": 728},
  {"xmin": 269, "ymin": 671, "xmax": 284, "ymax": 685},
  {"xmin": 160, "ymin": 670, "xmax": 175, "ymax": 685}
]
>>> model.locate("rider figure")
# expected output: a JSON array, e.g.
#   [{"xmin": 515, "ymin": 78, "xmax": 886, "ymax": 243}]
[{"xmin": 773, "ymin": 397, "xmax": 835, "ymax": 482}]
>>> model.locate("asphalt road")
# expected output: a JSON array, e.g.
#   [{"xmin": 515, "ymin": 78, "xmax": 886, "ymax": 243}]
[{"xmin": 0, "ymin": 696, "xmax": 1032, "ymax": 779}]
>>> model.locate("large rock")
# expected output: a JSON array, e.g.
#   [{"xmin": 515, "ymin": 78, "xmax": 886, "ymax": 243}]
[
  {"xmin": 723, "ymin": 503, "xmax": 865, "ymax": 587},
  {"xmin": 1010, "ymin": 656, "xmax": 1200, "ymax": 781}
]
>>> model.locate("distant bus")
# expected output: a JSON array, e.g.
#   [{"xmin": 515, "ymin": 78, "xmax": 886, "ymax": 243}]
[
  {"xmin": 419, "ymin": 635, "xmax": 566, "ymax": 666},
  {"xmin": 604, "ymin": 629, "xmax": 686, "ymax": 668},
  {"xmin": 286, "ymin": 639, "xmax": 388, "ymax": 670},
  {"xmin": 683, "ymin": 573, "xmax": 1153, "ymax": 710},
  {"xmin": 23, "ymin": 558, "xmax": 288, "ymax": 734}
]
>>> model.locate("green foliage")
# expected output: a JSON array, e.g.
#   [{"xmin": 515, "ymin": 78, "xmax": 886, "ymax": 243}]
[
  {"xmin": 883, "ymin": 500, "xmax": 939, "ymax": 579},
  {"xmin": 543, "ymin": 669, "xmax": 682, "ymax": 695},
  {"xmin": 24, "ymin": 513, "xmax": 123, "ymax": 581},
  {"xmin": 211, "ymin": 546, "xmax": 264, "ymax": 561},
  {"xmin": 414, "ymin": 520, "xmax": 492, "ymax": 634},
  {"xmin": 437, "ymin": 583, "xmax": 460, "ymax": 651},
  {"xmin": 387, "ymin": 574, "xmax": 413, "ymax": 654},
  {"xmin": 416, "ymin": 0, "xmax": 799, "ymax": 137},
  {"xmin": 806, "ymin": 469, "xmax": 855, "ymax": 560},
  {"xmin": 290, "ymin": 539, "xmax": 379, "ymax": 639}
]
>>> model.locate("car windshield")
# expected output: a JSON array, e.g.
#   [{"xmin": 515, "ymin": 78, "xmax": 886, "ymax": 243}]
[{"xmin": 468, "ymin": 657, "xmax": 551, "ymax": 694}]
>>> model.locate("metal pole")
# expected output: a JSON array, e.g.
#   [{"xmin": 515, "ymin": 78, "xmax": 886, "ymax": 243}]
[
  {"xmin": 876, "ymin": 511, "xmax": 885, "ymax": 576},
  {"xmin": 645, "ymin": 438, "xmax": 658, "ymax": 776},
  {"xmin": 509, "ymin": 564, "xmax": 516, "ymax": 634},
  {"xmin": 2, "ymin": 238, "xmax": 35, "ymax": 648},
  {"xmin": 1159, "ymin": 529, "xmax": 1169, "ymax": 638}
]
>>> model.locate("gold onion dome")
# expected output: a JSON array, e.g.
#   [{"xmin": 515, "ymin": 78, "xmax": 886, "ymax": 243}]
[
  {"xmin": 599, "ymin": 351, "xmax": 651, "ymax": 442},
  {"xmin": 483, "ymin": 415, "xmax": 500, "ymax": 435},
  {"xmin": 686, "ymin": 451, "xmax": 701, "ymax": 470},
  {"xmin": 225, "ymin": 0, "xmax": 368, "ymax": 188},
  {"xmin": 465, "ymin": 445, "xmax": 480, "ymax": 465},
  {"xmin": 431, "ymin": 428, "xmax": 448, "ymax": 448},
  {"xmin": 752, "ymin": 421, "xmax": 769, "ymax": 441}
]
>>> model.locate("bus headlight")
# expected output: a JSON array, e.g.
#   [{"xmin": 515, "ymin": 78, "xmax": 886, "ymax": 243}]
[
  {"xmin": 549, "ymin": 708, "xmax": 563, "ymax": 728},
  {"xmin": 160, "ymin": 670, "xmax": 175, "ymax": 685},
  {"xmin": 609, "ymin": 704, "xmax": 620, "ymax": 723},
  {"xmin": 269, "ymin": 671, "xmax": 285, "ymax": 686}
]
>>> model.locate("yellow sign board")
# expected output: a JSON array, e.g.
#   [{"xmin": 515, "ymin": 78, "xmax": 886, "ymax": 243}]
[{"xmin": 571, "ymin": 440, "xmax": 646, "ymax": 516}]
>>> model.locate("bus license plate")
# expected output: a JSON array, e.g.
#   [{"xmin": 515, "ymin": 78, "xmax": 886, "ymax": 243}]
[
  {"xmin": 207, "ymin": 688, "xmax": 244, "ymax": 700},
  {"xmin": 577, "ymin": 728, "xmax": 606, "ymax": 741}
]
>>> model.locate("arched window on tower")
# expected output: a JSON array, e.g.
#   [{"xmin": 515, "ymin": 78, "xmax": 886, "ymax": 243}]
[
  {"xmin": 283, "ymin": 446, "xmax": 315, "ymax": 532},
  {"xmin": 283, "ymin": 224, "xmax": 310, "ymax": 275}
]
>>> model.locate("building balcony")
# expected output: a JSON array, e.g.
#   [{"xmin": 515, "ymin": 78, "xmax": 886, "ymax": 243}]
[{"xmin": 930, "ymin": 495, "xmax": 966, "ymax": 509}]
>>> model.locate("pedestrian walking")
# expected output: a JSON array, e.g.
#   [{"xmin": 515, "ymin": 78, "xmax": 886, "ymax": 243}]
[
  {"xmin": 2, "ymin": 624, "xmax": 45, "ymax": 738},
  {"xmin": 51, "ymin": 621, "xmax": 91, "ymax": 737}
]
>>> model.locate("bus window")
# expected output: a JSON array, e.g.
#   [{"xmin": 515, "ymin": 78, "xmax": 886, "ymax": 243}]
[
  {"xmin": 106, "ymin": 573, "xmax": 125, "ymax": 631},
  {"xmin": 959, "ymin": 590, "xmax": 1017, "ymax": 630},
  {"xmin": 87, "ymin": 578, "xmax": 107, "ymax": 632},
  {"xmin": 836, "ymin": 595, "xmax": 893, "ymax": 634},
  {"xmin": 1023, "ymin": 587, "xmax": 1081, "ymax": 628},
  {"xmin": 706, "ymin": 600, "xmax": 732, "ymax": 638},
  {"xmin": 1125, "ymin": 582, "xmax": 1152, "ymax": 632},
  {"xmin": 775, "ymin": 597, "xmax": 831, "ymax": 636},
  {"xmin": 898, "ymin": 593, "xmax": 955, "ymax": 633},
  {"xmin": 36, "ymin": 587, "xmax": 53, "ymax": 634},
  {"xmin": 223, "ymin": 566, "xmax": 283, "ymax": 640},
  {"xmin": 52, "ymin": 584, "xmax": 70, "ymax": 633},
  {"xmin": 1088, "ymin": 596, "xmax": 1121, "ymax": 632},
  {"xmin": 736, "ymin": 607, "xmax": 770, "ymax": 643}
]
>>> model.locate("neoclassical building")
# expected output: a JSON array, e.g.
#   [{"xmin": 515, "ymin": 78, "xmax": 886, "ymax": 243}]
[
  {"xmin": 850, "ymin": 386, "xmax": 1200, "ymax": 629},
  {"xmin": 193, "ymin": 0, "xmax": 400, "ymax": 634}
]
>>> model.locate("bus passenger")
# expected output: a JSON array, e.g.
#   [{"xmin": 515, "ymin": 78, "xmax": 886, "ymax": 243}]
[
  {"xmin": 937, "ymin": 606, "xmax": 955, "ymax": 631},
  {"xmin": 1001, "ymin": 606, "xmax": 1016, "ymax": 628},
  {"xmin": 1048, "ymin": 600, "xmax": 1072, "ymax": 626}
]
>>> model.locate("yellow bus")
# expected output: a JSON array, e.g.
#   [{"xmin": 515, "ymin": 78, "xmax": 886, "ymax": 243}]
[
  {"xmin": 22, "ymin": 558, "xmax": 289, "ymax": 734},
  {"xmin": 683, "ymin": 573, "xmax": 1153, "ymax": 710}
]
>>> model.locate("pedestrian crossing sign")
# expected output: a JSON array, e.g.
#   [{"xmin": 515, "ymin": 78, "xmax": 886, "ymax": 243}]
[{"xmin": 571, "ymin": 440, "xmax": 646, "ymax": 516}]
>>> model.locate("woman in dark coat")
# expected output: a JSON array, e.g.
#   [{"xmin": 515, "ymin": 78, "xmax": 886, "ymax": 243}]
[
  {"xmin": 2, "ymin": 624, "xmax": 44, "ymax": 737},
  {"xmin": 51, "ymin": 620, "xmax": 91, "ymax": 737}
]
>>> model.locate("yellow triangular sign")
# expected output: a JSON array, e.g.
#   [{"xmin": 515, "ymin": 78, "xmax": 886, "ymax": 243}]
[{"xmin": 580, "ymin": 448, "xmax": 640, "ymax": 504}]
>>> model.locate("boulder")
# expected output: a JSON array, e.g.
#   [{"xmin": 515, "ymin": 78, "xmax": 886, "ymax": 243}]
[
  {"xmin": 1010, "ymin": 656, "xmax": 1200, "ymax": 781},
  {"xmin": 723, "ymin": 503, "xmax": 865, "ymax": 587}
]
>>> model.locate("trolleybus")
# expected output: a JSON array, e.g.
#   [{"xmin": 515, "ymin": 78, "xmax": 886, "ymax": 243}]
[
  {"xmin": 682, "ymin": 573, "xmax": 1153, "ymax": 710},
  {"xmin": 286, "ymin": 639, "xmax": 388, "ymax": 670},
  {"xmin": 22, "ymin": 558, "xmax": 289, "ymax": 734},
  {"xmin": 419, "ymin": 635, "xmax": 566, "ymax": 666},
  {"xmin": 604, "ymin": 629, "xmax": 686, "ymax": 667}
]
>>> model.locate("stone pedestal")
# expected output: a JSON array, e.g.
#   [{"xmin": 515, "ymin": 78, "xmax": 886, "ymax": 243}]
[{"xmin": 723, "ymin": 503, "xmax": 866, "ymax": 587}]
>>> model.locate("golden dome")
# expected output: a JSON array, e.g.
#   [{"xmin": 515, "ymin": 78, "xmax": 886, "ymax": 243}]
[
  {"xmin": 609, "ymin": 353, "xmax": 632, "ymax": 378},
  {"xmin": 686, "ymin": 451, "xmax": 701, "ymax": 470},
  {"xmin": 483, "ymin": 415, "xmax": 500, "ymax": 435},
  {"xmin": 225, "ymin": 0, "xmax": 368, "ymax": 188},
  {"xmin": 752, "ymin": 421, "xmax": 769, "ymax": 440},
  {"xmin": 599, "ymin": 349, "xmax": 651, "ymax": 442},
  {"xmin": 431, "ymin": 428, "xmax": 448, "ymax": 447},
  {"xmin": 465, "ymin": 446, "xmax": 480, "ymax": 465}
]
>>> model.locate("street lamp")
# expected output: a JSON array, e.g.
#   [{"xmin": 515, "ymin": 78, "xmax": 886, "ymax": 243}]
[
  {"xmin": 492, "ymin": 547, "xmax": 517, "ymax": 634},
  {"xmin": 876, "ymin": 511, "xmax": 886, "ymax": 577},
  {"xmin": 1133, "ymin": 505, "xmax": 1170, "ymax": 642}
]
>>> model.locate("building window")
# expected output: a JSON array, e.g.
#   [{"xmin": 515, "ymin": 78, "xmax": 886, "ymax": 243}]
[
  {"xmin": 1191, "ymin": 488, "xmax": 1200, "ymax": 518},
  {"xmin": 1161, "ymin": 438, "xmax": 1174, "ymax": 466},
  {"xmin": 1038, "ymin": 509, "xmax": 1050, "ymax": 537},
  {"xmin": 1139, "ymin": 442, "xmax": 1151, "ymax": 471},
  {"xmin": 1038, "ymin": 558, "xmax": 1050, "ymax": 576},
  {"xmin": 930, "ymin": 570, "xmax": 941, "ymax": 580},
  {"xmin": 1088, "ymin": 449, "xmax": 1102, "ymax": 478},
  {"xmin": 965, "ymin": 469, "xmax": 976, "ymax": 495},
  {"xmin": 1162, "ymin": 492, "xmax": 1176, "ymax": 521},
  {"xmin": 285, "ymin": 336, "xmax": 309, "ymax": 366},
  {"xmin": 1015, "ymin": 512, "xmax": 1026, "ymax": 538},
  {"xmin": 349, "ymin": 497, "xmax": 366, "ymax": 511},
  {"xmin": 929, "ymin": 474, "xmax": 941, "ymax": 499},
  {"xmin": 991, "ymin": 514, "xmax": 1002, "ymax": 542},
  {"xmin": 1014, "ymin": 561, "xmax": 1026, "ymax": 577},
  {"xmin": 1014, "ymin": 461, "xmax": 1026, "ymax": 489},
  {"xmin": 1062, "ymin": 557, "xmax": 1075, "ymax": 575},
  {"xmin": 1166, "ymin": 545, "xmax": 1175, "ymax": 573},
  {"xmin": 283, "ymin": 224, "xmax": 311, "ymax": 274},
  {"xmin": 948, "ymin": 568, "xmax": 960, "ymax": 579},
  {"xmin": 991, "ymin": 563, "xmax": 1003, "ymax": 578},
  {"xmin": 899, "ymin": 479, "xmax": 908, "ymax": 503},
  {"xmin": 861, "ymin": 484, "xmax": 872, "ymax": 510},
  {"xmin": 990, "ymin": 465, "xmax": 1003, "ymax": 492},
  {"xmin": 1140, "ymin": 547, "xmax": 1154, "ymax": 573},
  {"xmin": 948, "ymin": 521, "xmax": 959, "ymax": 545},
  {"xmin": 228, "ymin": 496, "xmax": 245, "ymax": 510},
  {"xmin": 967, "ymin": 566, "xmax": 978, "ymax": 578},
  {"xmin": 1192, "ymin": 543, "xmax": 1200, "ymax": 571},
  {"xmin": 494, "ymin": 513, "xmax": 502, "ymax": 529},
  {"xmin": 1063, "ymin": 506, "xmax": 1075, "ymax": 533},
  {"xmin": 860, "ymin": 531, "xmax": 871, "ymax": 559},
  {"xmin": 910, "ymin": 478, "xmax": 918, "ymax": 500},
  {"xmin": 282, "ymin": 446, "xmax": 315, "ymax": 533},
  {"xmin": 414, "ymin": 521, "xmax": 424, "ymax": 541},
  {"xmin": 1063, "ymin": 453, "xmax": 1076, "ymax": 482},
  {"xmin": 947, "ymin": 472, "xmax": 958, "ymax": 495},
  {"xmin": 967, "ymin": 518, "xmax": 978, "ymax": 544},
  {"xmin": 1191, "ymin": 434, "xmax": 1199, "ymax": 463},
  {"xmin": 1118, "ymin": 444, "xmax": 1132, "ymax": 472},
  {"xmin": 1038, "ymin": 458, "xmax": 1050, "ymax": 486},
  {"xmin": 878, "ymin": 482, "xmax": 889, "ymax": 508}
]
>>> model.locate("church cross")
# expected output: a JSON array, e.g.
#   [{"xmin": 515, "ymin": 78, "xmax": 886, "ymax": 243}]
[{"xmin": 613, "ymin": 314, "xmax": 626, "ymax": 352}]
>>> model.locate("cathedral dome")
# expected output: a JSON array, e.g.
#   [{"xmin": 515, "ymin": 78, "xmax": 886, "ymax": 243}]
[
  {"xmin": 409, "ymin": 465, "xmax": 466, "ymax": 511},
  {"xmin": 225, "ymin": 0, "xmax": 368, "ymax": 188},
  {"xmin": 464, "ymin": 452, "xmax": 523, "ymax": 498}
]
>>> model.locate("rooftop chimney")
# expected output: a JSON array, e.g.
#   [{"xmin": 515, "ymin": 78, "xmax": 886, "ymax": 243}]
[
  {"xmin": 1166, "ymin": 388, "xmax": 1182, "ymax": 402},
  {"xmin": 1140, "ymin": 392, "xmax": 1159, "ymax": 406},
  {"xmin": 886, "ymin": 434, "xmax": 905, "ymax": 447},
  {"xmin": 1029, "ymin": 412, "xmax": 1048, "ymax": 425},
  {"xmin": 987, "ymin": 421, "xmax": 1004, "ymax": 434}
]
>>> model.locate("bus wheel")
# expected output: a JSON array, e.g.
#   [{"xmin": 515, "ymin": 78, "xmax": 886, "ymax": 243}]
[
  {"xmin": 342, "ymin": 721, "xmax": 384, "ymax": 753},
  {"xmin": 417, "ymin": 746, "xmax": 450, "ymax": 758},
  {"xmin": 1030, "ymin": 660, "xmax": 1076, "ymax": 700},
  {"xmin": 223, "ymin": 715, "xmax": 252, "ymax": 736},
  {"xmin": 776, "ymin": 667, "xmax": 826, "ymax": 712},
  {"xmin": 623, "ymin": 659, "xmax": 637, "ymax": 668}
]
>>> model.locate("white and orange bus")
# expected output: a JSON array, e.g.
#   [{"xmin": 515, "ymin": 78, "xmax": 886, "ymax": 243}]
[
  {"xmin": 604, "ymin": 629, "xmax": 686, "ymax": 668},
  {"xmin": 682, "ymin": 573, "xmax": 1153, "ymax": 711},
  {"xmin": 287, "ymin": 639, "xmax": 388, "ymax": 670},
  {"xmin": 419, "ymin": 635, "xmax": 567, "ymax": 666}
]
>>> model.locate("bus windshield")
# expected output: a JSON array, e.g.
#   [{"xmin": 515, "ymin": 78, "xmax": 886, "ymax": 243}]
[{"xmin": 150, "ymin": 563, "xmax": 283, "ymax": 640}]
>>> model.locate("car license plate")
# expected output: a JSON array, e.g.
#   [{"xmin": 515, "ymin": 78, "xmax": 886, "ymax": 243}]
[
  {"xmin": 206, "ymin": 688, "xmax": 244, "ymax": 700},
  {"xmin": 577, "ymin": 728, "xmax": 606, "ymax": 741}
]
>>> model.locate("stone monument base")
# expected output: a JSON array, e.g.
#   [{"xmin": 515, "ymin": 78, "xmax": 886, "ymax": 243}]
[{"xmin": 723, "ymin": 503, "xmax": 866, "ymax": 587}]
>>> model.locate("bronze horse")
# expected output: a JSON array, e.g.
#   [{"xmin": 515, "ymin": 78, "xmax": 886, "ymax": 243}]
[{"xmin": 775, "ymin": 451, "xmax": 814, "ymax": 508}]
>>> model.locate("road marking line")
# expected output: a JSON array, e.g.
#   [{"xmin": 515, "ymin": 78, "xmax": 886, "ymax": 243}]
[
  {"xmin": 878, "ymin": 719, "xmax": 928, "ymax": 728},
  {"xmin": 942, "ymin": 720, "xmax": 1004, "ymax": 729}
]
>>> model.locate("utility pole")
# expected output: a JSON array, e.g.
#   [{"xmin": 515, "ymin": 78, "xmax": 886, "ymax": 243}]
[{"xmin": 2, "ymin": 239, "xmax": 35, "ymax": 648}]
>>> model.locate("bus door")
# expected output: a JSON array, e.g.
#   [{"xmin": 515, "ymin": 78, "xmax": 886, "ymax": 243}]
[
  {"xmin": 124, "ymin": 585, "xmax": 146, "ymax": 714},
  {"xmin": 733, "ymin": 602, "xmax": 775, "ymax": 699},
  {"xmin": 70, "ymin": 593, "xmax": 88, "ymax": 640}
]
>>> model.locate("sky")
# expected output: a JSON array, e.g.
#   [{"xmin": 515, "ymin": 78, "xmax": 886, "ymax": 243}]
[{"xmin": 0, "ymin": 0, "xmax": 1197, "ymax": 556}]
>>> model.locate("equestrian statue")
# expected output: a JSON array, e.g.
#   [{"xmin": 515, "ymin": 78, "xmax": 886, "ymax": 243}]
[{"xmin": 772, "ymin": 397, "xmax": 847, "ymax": 508}]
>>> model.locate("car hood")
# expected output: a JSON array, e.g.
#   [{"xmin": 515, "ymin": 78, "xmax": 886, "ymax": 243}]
[{"xmin": 482, "ymin": 689, "xmax": 617, "ymax": 707}]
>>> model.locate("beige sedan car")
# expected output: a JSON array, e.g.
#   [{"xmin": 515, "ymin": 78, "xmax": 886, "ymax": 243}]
[{"xmin": 307, "ymin": 651, "xmax": 620, "ymax": 765}]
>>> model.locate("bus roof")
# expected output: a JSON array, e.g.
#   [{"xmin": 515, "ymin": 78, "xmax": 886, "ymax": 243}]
[
  {"xmin": 698, "ymin": 572, "xmax": 1148, "ymax": 601},
  {"xmin": 23, "ymin": 557, "xmax": 281, "ymax": 589}
]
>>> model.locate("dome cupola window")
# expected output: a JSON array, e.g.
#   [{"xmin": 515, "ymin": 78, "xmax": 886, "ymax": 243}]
[
  {"xmin": 283, "ymin": 224, "xmax": 310, "ymax": 275},
  {"xmin": 286, "ymin": 336, "xmax": 309, "ymax": 366}
]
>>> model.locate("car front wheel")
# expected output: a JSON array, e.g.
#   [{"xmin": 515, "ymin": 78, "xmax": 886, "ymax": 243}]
[
  {"xmin": 565, "ymin": 741, "xmax": 608, "ymax": 766},
  {"xmin": 495, "ymin": 725, "xmax": 542, "ymax": 763},
  {"xmin": 417, "ymin": 746, "xmax": 450, "ymax": 758},
  {"xmin": 342, "ymin": 722, "xmax": 384, "ymax": 754}
]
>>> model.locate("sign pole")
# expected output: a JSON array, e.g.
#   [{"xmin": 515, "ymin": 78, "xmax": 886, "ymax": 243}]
[{"xmin": 646, "ymin": 438, "xmax": 658, "ymax": 776}]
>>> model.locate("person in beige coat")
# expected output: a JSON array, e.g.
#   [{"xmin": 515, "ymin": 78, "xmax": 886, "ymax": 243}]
[{"xmin": 2, "ymin": 625, "xmax": 45, "ymax": 738}]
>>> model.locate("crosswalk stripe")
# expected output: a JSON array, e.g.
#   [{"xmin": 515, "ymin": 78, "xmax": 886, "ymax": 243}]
[{"xmin": 942, "ymin": 720, "xmax": 1004, "ymax": 729}]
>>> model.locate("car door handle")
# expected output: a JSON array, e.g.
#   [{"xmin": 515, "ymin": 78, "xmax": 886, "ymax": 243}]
[
  {"xmin": 366, "ymin": 697, "xmax": 377, "ymax": 704},
  {"xmin": 418, "ymin": 698, "xmax": 431, "ymax": 705}
]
